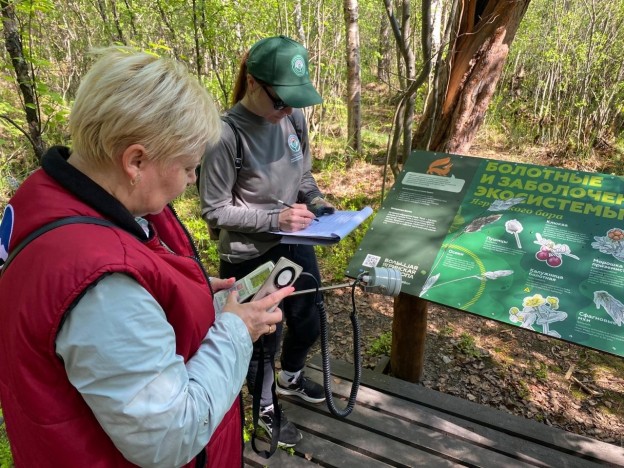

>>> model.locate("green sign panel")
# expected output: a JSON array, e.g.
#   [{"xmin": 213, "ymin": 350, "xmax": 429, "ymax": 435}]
[{"xmin": 347, "ymin": 151, "xmax": 624, "ymax": 357}]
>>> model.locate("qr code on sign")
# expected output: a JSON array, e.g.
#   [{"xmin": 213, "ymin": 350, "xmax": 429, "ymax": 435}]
[{"xmin": 362, "ymin": 254, "xmax": 380, "ymax": 268}]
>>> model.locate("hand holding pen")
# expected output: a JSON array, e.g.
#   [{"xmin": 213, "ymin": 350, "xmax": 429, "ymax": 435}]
[{"xmin": 275, "ymin": 199, "xmax": 319, "ymax": 232}]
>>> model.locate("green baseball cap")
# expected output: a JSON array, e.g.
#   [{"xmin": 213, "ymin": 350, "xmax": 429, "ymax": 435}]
[{"xmin": 247, "ymin": 36, "xmax": 323, "ymax": 108}]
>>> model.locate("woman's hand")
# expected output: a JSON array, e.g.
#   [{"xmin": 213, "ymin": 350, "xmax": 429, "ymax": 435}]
[
  {"xmin": 278, "ymin": 203, "xmax": 317, "ymax": 232},
  {"xmin": 223, "ymin": 286, "xmax": 294, "ymax": 342}
]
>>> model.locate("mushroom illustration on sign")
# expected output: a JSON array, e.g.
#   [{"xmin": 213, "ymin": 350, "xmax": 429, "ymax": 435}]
[{"xmin": 505, "ymin": 219, "xmax": 523, "ymax": 249}]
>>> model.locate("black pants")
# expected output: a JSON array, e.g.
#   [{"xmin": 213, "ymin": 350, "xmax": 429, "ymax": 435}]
[{"xmin": 220, "ymin": 243, "xmax": 322, "ymax": 406}]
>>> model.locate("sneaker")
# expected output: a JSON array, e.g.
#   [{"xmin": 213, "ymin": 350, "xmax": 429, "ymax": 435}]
[
  {"xmin": 276, "ymin": 371, "xmax": 326, "ymax": 403},
  {"xmin": 258, "ymin": 405, "xmax": 302, "ymax": 448}
]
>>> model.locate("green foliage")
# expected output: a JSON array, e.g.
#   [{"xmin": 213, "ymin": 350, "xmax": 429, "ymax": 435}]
[
  {"xmin": 1, "ymin": 0, "xmax": 623, "ymax": 173},
  {"xmin": 242, "ymin": 412, "xmax": 253, "ymax": 444},
  {"xmin": 0, "ymin": 411, "xmax": 12, "ymax": 468},
  {"xmin": 360, "ymin": 126, "xmax": 388, "ymax": 153},
  {"xmin": 516, "ymin": 380, "xmax": 531, "ymax": 400},
  {"xmin": 531, "ymin": 362, "xmax": 549, "ymax": 381},
  {"xmin": 491, "ymin": 0, "xmax": 624, "ymax": 156},
  {"xmin": 439, "ymin": 325, "xmax": 454, "ymax": 337},
  {"xmin": 368, "ymin": 331, "xmax": 392, "ymax": 357},
  {"xmin": 456, "ymin": 332, "xmax": 480, "ymax": 358},
  {"xmin": 172, "ymin": 190, "xmax": 220, "ymax": 276},
  {"xmin": 312, "ymin": 152, "xmax": 348, "ymax": 178},
  {"xmin": 186, "ymin": 216, "xmax": 221, "ymax": 276}
]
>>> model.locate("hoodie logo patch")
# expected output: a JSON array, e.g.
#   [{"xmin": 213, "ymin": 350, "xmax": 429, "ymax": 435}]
[
  {"xmin": 288, "ymin": 134, "xmax": 303, "ymax": 163},
  {"xmin": 288, "ymin": 134, "xmax": 301, "ymax": 153},
  {"xmin": 0, "ymin": 205, "xmax": 14, "ymax": 267}
]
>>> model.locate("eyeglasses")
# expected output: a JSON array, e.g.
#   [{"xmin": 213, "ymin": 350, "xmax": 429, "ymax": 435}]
[{"xmin": 260, "ymin": 84, "xmax": 288, "ymax": 110}]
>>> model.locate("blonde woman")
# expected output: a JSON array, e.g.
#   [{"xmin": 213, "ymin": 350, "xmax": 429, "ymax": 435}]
[{"xmin": 0, "ymin": 47, "xmax": 292, "ymax": 467}]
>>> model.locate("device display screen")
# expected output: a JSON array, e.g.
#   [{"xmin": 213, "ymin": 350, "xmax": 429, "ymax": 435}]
[{"xmin": 250, "ymin": 269, "xmax": 271, "ymax": 289}]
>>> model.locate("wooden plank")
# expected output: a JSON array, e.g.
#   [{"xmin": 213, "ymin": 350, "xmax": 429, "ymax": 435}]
[
  {"xmin": 244, "ymin": 402, "xmax": 460, "ymax": 467},
  {"xmin": 298, "ymin": 367, "xmax": 585, "ymax": 467},
  {"xmin": 245, "ymin": 449, "xmax": 317, "ymax": 468},
  {"xmin": 291, "ymin": 367, "xmax": 561, "ymax": 467},
  {"xmin": 282, "ymin": 400, "xmax": 463, "ymax": 467},
  {"xmin": 308, "ymin": 355, "xmax": 624, "ymax": 467}
]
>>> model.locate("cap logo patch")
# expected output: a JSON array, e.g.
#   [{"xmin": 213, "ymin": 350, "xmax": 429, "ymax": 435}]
[
  {"xmin": 291, "ymin": 55, "xmax": 306, "ymax": 77},
  {"xmin": 0, "ymin": 205, "xmax": 14, "ymax": 267},
  {"xmin": 288, "ymin": 134, "xmax": 301, "ymax": 153}
]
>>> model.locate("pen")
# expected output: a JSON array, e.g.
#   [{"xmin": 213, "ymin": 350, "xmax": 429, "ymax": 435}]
[{"xmin": 276, "ymin": 199, "xmax": 320, "ymax": 222}]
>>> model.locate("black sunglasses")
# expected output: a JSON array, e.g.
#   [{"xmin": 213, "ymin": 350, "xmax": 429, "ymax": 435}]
[{"xmin": 260, "ymin": 84, "xmax": 288, "ymax": 110}]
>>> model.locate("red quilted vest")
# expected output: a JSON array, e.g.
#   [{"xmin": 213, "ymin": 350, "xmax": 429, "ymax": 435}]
[{"xmin": 0, "ymin": 168, "xmax": 242, "ymax": 467}]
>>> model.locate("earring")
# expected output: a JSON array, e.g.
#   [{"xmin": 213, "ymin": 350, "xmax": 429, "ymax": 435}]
[{"xmin": 131, "ymin": 174, "xmax": 141, "ymax": 186}]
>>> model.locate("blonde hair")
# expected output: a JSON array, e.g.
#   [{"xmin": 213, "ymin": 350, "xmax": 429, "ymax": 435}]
[{"xmin": 69, "ymin": 47, "xmax": 220, "ymax": 167}]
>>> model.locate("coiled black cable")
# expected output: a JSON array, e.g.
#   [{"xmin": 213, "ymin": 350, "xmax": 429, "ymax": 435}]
[{"xmin": 301, "ymin": 272, "xmax": 364, "ymax": 417}]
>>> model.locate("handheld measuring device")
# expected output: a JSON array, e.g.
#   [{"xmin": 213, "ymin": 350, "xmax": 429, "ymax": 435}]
[
  {"xmin": 251, "ymin": 257, "xmax": 303, "ymax": 312},
  {"xmin": 213, "ymin": 260, "xmax": 275, "ymax": 314}
]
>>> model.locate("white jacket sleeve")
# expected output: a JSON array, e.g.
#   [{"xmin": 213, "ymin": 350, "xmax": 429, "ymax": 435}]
[{"xmin": 56, "ymin": 273, "xmax": 251, "ymax": 468}]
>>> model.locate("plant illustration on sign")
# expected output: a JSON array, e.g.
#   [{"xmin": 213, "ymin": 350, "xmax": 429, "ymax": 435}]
[
  {"xmin": 593, "ymin": 291, "xmax": 624, "ymax": 326},
  {"xmin": 487, "ymin": 197, "xmax": 526, "ymax": 212},
  {"xmin": 533, "ymin": 233, "xmax": 579, "ymax": 267},
  {"xmin": 591, "ymin": 228, "xmax": 624, "ymax": 262},
  {"xmin": 420, "ymin": 270, "xmax": 513, "ymax": 296},
  {"xmin": 464, "ymin": 214, "xmax": 502, "ymax": 232},
  {"xmin": 509, "ymin": 294, "xmax": 568, "ymax": 338}
]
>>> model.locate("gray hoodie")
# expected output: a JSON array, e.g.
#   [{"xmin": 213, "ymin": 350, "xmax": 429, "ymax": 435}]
[{"xmin": 199, "ymin": 103, "xmax": 323, "ymax": 263}]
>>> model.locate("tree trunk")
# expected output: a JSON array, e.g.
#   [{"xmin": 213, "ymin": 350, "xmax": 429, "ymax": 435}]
[
  {"xmin": 192, "ymin": 0, "xmax": 203, "ymax": 79},
  {"xmin": 391, "ymin": 293, "xmax": 428, "ymax": 382},
  {"xmin": 1, "ymin": 0, "xmax": 46, "ymax": 161},
  {"xmin": 110, "ymin": 0, "xmax": 126, "ymax": 45},
  {"xmin": 344, "ymin": 0, "xmax": 361, "ymax": 155},
  {"xmin": 383, "ymin": 0, "xmax": 431, "ymax": 177},
  {"xmin": 156, "ymin": 1, "xmax": 181, "ymax": 60},
  {"xmin": 122, "ymin": 0, "xmax": 137, "ymax": 38},
  {"xmin": 377, "ymin": 11, "xmax": 391, "ymax": 84},
  {"xmin": 413, "ymin": 0, "xmax": 531, "ymax": 154},
  {"xmin": 392, "ymin": 0, "xmax": 530, "ymax": 384},
  {"xmin": 294, "ymin": 0, "xmax": 306, "ymax": 46}
]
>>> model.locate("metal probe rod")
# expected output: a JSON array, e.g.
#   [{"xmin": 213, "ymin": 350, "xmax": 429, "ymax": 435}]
[{"xmin": 291, "ymin": 282, "xmax": 355, "ymax": 296}]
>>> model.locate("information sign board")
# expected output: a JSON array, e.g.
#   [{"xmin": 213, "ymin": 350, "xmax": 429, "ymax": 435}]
[{"xmin": 347, "ymin": 151, "xmax": 624, "ymax": 357}]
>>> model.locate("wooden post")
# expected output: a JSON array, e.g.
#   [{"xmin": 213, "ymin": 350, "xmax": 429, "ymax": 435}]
[{"xmin": 390, "ymin": 292, "xmax": 428, "ymax": 383}]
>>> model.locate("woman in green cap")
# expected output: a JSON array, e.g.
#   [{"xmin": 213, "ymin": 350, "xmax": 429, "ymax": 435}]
[{"xmin": 199, "ymin": 35, "xmax": 334, "ymax": 448}]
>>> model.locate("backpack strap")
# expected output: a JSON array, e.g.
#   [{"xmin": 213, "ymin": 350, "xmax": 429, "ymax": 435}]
[
  {"xmin": 287, "ymin": 113, "xmax": 304, "ymax": 146},
  {"xmin": 195, "ymin": 115, "xmax": 245, "ymax": 193},
  {"xmin": 221, "ymin": 115, "xmax": 243, "ymax": 171},
  {"xmin": 1, "ymin": 216, "xmax": 119, "ymax": 275}
]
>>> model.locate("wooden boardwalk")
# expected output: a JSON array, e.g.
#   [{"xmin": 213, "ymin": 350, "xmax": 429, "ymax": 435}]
[{"xmin": 244, "ymin": 355, "xmax": 624, "ymax": 467}]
